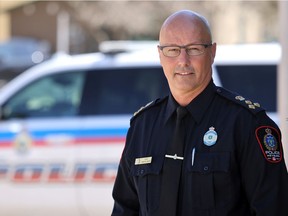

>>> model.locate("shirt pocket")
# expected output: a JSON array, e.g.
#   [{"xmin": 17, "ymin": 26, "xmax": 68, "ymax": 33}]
[
  {"xmin": 187, "ymin": 151, "xmax": 231, "ymax": 210},
  {"xmin": 130, "ymin": 155, "xmax": 164, "ymax": 213}
]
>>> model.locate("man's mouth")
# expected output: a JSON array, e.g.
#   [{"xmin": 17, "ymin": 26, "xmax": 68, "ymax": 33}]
[{"xmin": 175, "ymin": 71, "xmax": 194, "ymax": 76}]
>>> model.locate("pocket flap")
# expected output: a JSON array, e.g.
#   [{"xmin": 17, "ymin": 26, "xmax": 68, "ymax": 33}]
[
  {"xmin": 189, "ymin": 152, "xmax": 230, "ymax": 173},
  {"xmin": 130, "ymin": 155, "xmax": 163, "ymax": 177}
]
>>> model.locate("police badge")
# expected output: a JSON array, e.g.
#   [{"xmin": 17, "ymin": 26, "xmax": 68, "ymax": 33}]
[{"xmin": 203, "ymin": 126, "xmax": 218, "ymax": 146}]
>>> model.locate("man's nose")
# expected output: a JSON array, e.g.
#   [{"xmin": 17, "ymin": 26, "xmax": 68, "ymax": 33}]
[{"xmin": 177, "ymin": 49, "xmax": 190, "ymax": 65}]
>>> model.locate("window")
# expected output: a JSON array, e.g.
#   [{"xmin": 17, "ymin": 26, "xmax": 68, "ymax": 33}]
[
  {"xmin": 216, "ymin": 65, "xmax": 277, "ymax": 112},
  {"xmin": 79, "ymin": 67, "xmax": 169, "ymax": 115},
  {"xmin": 2, "ymin": 72, "xmax": 84, "ymax": 119},
  {"xmin": 1, "ymin": 66, "xmax": 169, "ymax": 119}
]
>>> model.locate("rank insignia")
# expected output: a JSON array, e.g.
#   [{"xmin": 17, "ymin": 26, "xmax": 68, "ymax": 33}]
[
  {"xmin": 245, "ymin": 100, "xmax": 252, "ymax": 105},
  {"xmin": 203, "ymin": 126, "xmax": 218, "ymax": 146},
  {"xmin": 235, "ymin": 96, "xmax": 245, "ymax": 101},
  {"xmin": 256, "ymin": 126, "xmax": 282, "ymax": 163}
]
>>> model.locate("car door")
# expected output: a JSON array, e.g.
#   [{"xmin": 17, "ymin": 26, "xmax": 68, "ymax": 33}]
[{"xmin": 0, "ymin": 71, "xmax": 93, "ymax": 216}]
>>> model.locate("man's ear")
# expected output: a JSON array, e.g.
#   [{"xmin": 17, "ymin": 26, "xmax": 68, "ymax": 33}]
[{"xmin": 210, "ymin": 42, "xmax": 217, "ymax": 64}]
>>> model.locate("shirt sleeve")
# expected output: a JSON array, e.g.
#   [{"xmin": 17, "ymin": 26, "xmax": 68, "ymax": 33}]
[{"xmin": 236, "ymin": 110, "xmax": 288, "ymax": 215}]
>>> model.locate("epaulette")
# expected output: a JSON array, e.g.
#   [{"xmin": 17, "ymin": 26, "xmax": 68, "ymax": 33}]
[
  {"xmin": 215, "ymin": 87, "xmax": 264, "ymax": 115},
  {"xmin": 131, "ymin": 97, "xmax": 166, "ymax": 122}
]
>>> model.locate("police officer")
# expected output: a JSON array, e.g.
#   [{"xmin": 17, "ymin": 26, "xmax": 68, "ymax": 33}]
[{"xmin": 111, "ymin": 10, "xmax": 288, "ymax": 216}]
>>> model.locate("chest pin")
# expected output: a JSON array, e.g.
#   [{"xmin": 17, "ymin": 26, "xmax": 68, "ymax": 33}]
[{"xmin": 203, "ymin": 126, "xmax": 218, "ymax": 146}]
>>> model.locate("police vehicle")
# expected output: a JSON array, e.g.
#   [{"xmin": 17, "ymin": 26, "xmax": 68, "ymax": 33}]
[{"xmin": 0, "ymin": 41, "xmax": 279, "ymax": 216}]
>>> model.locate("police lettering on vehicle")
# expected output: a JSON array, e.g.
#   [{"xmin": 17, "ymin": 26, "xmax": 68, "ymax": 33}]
[{"xmin": 0, "ymin": 162, "xmax": 118, "ymax": 183}]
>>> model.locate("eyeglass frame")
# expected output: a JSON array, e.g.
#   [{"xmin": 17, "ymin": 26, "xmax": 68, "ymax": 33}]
[{"xmin": 158, "ymin": 43, "xmax": 213, "ymax": 57}]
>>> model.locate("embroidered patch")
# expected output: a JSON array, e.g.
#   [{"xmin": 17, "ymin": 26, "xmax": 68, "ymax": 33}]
[{"xmin": 255, "ymin": 126, "xmax": 282, "ymax": 163}]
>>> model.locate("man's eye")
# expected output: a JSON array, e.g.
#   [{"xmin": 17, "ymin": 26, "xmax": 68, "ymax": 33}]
[
  {"xmin": 168, "ymin": 48, "xmax": 180, "ymax": 52},
  {"xmin": 187, "ymin": 47, "xmax": 200, "ymax": 52}
]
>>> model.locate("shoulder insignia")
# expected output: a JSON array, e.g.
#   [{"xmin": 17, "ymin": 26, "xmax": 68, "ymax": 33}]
[
  {"xmin": 216, "ymin": 87, "xmax": 264, "ymax": 114},
  {"xmin": 255, "ymin": 126, "xmax": 282, "ymax": 163},
  {"xmin": 131, "ymin": 97, "xmax": 166, "ymax": 121},
  {"xmin": 133, "ymin": 101, "xmax": 154, "ymax": 117}
]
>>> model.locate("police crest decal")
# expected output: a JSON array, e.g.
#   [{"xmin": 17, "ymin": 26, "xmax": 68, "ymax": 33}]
[{"xmin": 256, "ymin": 126, "xmax": 282, "ymax": 163}]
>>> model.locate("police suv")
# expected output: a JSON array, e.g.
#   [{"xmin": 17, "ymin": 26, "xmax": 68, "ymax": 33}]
[{"xmin": 0, "ymin": 41, "xmax": 279, "ymax": 216}]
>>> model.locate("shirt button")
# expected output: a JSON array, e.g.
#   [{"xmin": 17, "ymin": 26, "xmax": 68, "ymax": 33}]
[
  {"xmin": 203, "ymin": 166, "xmax": 209, "ymax": 171},
  {"xmin": 140, "ymin": 169, "xmax": 145, "ymax": 175}
]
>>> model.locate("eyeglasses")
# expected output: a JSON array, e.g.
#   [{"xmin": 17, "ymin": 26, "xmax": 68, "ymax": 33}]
[{"xmin": 158, "ymin": 43, "xmax": 213, "ymax": 57}]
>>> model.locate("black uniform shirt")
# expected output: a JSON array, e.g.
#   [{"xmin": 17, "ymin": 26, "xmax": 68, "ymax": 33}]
[{"xmin": 112, "ymin": 81, "xmax": 288, "ymax": 216}]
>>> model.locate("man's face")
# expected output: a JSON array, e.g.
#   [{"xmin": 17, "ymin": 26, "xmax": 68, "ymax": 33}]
[{"xmin": 158, "ymin": 16, "xmax": 216, "ymax": 99}]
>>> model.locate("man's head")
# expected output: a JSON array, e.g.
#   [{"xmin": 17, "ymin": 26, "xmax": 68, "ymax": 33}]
[{"xmin": 158, "ymin": 10, "xmax": 216, "ymax": 105}]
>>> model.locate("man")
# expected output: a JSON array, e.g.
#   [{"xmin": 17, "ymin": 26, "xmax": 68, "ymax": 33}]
[{"xmin": 111, "ymin": 10, "xmax": 288, "ymax": 216}]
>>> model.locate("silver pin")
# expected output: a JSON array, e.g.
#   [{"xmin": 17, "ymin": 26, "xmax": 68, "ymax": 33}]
[
  {"xmin": 191, "ymin": 148, "xmax": 196, "ymax": 166},
  {"xmin": 165, "ymin": 154, "xmax": 184, "ymax": 160}
]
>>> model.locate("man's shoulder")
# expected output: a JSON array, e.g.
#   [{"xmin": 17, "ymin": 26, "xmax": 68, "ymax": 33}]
[
  {"xmin": 131, "ymin": 97, "xmax": 167, "ymax": 122},
  {"xmin": 215, "ymin": 86, "xmax": 265, "ymax": 115}
]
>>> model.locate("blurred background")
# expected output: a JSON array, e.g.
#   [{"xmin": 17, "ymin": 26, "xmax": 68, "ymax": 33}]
[
  {"xmin": 0, "ymin": 1, "xmax": 283, "ymax": 77},
  {"xmin": 0, "ymin": 1, "xmax": 287, "ymax": 215},
  {"xmin": 0, "ymin": 0, "xmax": 280, "ymax": 53},
  {"xmin": 0, "ymin": 0, "xmax": 287, "ymax": 139}
]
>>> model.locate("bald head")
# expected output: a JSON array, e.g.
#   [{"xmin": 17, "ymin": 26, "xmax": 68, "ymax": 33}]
[{"xmin": 159, "ymin": 10, "xmax": 212, "ymax": 45}]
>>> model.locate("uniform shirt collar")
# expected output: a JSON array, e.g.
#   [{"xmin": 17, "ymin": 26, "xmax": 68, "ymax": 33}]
[{"xmin": 164, "ymin": 81, "xmax": 216, "ymax": 124}]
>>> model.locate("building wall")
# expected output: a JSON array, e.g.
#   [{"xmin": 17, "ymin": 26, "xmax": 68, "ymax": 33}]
[
  {"xmin": 0, "ymin": 0, "xmax": 33, "ymax": 41},
  {"xmin": 10, "ymin": 1, "xmax": 59, "ymax": 52},
  {"xmin": 0, "ymin": 12, "xmax": 10, "ymax": 41}
]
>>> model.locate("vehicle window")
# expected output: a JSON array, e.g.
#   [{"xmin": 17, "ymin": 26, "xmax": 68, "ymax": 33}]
[
  {"xmin": 2, "ymin": 72, "xmax": 84, "ymax": 119},
  {"xmin": 79, "ymin": 67, "xmax": 169, "ymax": 115},
  {"xmin": 216, "ymin": 65, "xmax": 277, "ymax": 112}
]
